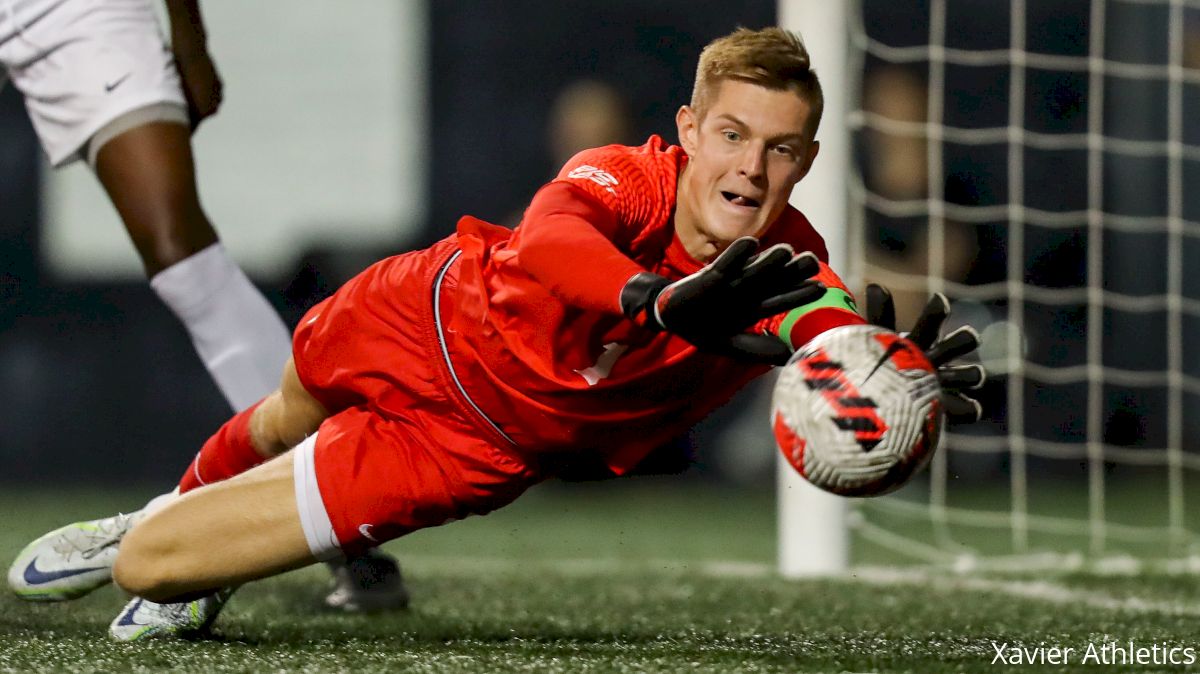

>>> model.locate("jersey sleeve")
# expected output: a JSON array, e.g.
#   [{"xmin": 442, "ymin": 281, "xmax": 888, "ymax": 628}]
[
  {"xmin": 756, "ymin": 261, "xmax": 866, "ymax": 350},
  {"xmin": 516, "ymin": 146, "xmax": 671, "ymax": 314},
  {"xmin": 551, "ymin": 146, "xmax": 667, "ymax": 235}
]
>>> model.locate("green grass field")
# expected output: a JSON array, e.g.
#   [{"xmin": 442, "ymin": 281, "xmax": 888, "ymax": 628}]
[{"xmin": 0, "ymin": 479, "xmax": 1197, "ymax": 673}]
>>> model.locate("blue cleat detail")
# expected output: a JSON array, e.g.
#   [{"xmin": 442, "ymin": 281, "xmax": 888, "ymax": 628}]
[
  {"xmin": 23, "ymin": 556, "xmax": 109, "ymax": 586},
  {"xmin": 109, "ymin": 590, "xmax": 233, "ymax": 641},
  {"xmin": 8, "ymin": 513, "xmax": 140, "ymax": 601},
  {"xmin": 114, "ymin": 599, "xmax": 146, "ymax": 628}
]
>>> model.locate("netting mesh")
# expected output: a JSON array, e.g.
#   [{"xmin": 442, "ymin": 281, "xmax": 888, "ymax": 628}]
[{"xmin": 846, "ymin": 0, "xmax": 1200, "ymax": 569}]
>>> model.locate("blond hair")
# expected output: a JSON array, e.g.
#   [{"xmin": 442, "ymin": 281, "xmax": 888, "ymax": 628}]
[{"xmin": 690, "ymin": 27, "xmax": 824, "ymax": 140}]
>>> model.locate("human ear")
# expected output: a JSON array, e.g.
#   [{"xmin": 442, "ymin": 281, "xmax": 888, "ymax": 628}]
[
  {"xmin": 798, "ymin": 140, "xmax": 820, "ymax": 179},
  {"xmin": 676, "ymin": 105, "xmax": 700, "ymax": 156}
]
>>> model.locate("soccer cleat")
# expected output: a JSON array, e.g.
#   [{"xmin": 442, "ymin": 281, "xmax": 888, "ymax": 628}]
[
  {"xmin": 324, "ymin": 549, "xmax": 410, "ymax": 612},
  {"xmin": 7, "ymin": 512, "xmax": 140, "ymax": 601},
  {"xmin": 109, "ymin": 588, "xmax": 233, "ymax": 642}
]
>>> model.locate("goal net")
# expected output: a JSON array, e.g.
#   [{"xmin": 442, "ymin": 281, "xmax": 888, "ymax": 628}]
[{"xmin": 780, "ymin": 0, "xmax": 1200, "ymax": 574}]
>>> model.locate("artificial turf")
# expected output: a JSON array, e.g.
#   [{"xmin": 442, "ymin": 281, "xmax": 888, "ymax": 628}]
[{"xmin": 0, "ymin": 480, "xmax": 1195, "ymax": 673}]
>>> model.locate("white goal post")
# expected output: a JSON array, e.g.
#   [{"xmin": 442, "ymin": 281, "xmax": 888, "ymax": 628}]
[
  {"xmin": 777, "ymin": 0, "xmax": 852, "ymax": 576},
  {"xmin": 777, "ymin": 0, "xmax": 1200, "ymax": 577}
]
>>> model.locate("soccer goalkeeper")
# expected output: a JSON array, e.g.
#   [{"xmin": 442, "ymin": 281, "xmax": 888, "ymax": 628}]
[{"xmin": 7, "ymin": 26, "xmax": 984, "ymax": 641}]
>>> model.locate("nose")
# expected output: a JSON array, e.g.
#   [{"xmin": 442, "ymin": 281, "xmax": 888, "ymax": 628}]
[{"xmin": 737, "ymin": 142, "xmax": 766, "ymax": 181}]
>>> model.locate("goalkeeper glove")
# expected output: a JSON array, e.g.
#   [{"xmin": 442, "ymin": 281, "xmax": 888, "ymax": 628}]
[
  {"xmin": 620, "ymin": 237, "xmax": 824, "ymax": 364},
  {"xmin": 864, "ymin": 284, "xmax": 986, "ymax": 424}
]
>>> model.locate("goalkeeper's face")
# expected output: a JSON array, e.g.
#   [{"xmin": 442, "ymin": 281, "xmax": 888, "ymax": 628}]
[{"xmin": 675, "ymin": 80, "xmax": 820, "ymax": 260}]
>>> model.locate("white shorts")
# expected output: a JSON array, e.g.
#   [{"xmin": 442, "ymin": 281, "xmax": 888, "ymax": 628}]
[{"xmin": 0, "ymin": 0, "xmax": 187, "ymax": 166}]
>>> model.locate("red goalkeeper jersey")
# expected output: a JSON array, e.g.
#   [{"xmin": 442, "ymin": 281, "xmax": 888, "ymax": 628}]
[{"xmin": 446, "ymin": 136, "xmax": 861, "ymax": 473}]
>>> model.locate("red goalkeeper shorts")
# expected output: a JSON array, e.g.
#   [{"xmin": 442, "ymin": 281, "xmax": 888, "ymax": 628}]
[{"xmin": 290, "ymin": 236, "xmax": 541, "ymax": 558}]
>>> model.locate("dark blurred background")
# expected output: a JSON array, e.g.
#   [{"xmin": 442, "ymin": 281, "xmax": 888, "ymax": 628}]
[
  {"xmin": 2, "ymin": 0, "xmax": 1196, "ymax": 494},
  {"xmin": 0, "ymin": 0, "xmax": 776, "ymax": 486}
]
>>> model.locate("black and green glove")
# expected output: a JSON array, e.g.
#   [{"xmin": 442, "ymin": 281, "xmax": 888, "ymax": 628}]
[
  {"xmin": 620, "ymin": 237, "xmax": 823, "ymax": 363},
  {"xmin": 864, "ymin": 284, "xmax": 986, "ymax": 423}
]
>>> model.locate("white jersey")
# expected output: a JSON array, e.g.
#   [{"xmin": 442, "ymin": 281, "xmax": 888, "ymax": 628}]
[{"xmin": 0, "ymin": 0, "xmax": 185, "ymax": 166}]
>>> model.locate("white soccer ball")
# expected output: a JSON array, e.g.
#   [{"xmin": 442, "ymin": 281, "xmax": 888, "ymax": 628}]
[{"xmin": 772, "ymin": 324, "xmax": 944, "ymax": 497}]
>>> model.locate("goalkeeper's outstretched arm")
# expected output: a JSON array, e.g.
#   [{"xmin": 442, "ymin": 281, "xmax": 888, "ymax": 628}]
[
  {"xmin": 758, "ymin": 261, "xmax": 867, "ymax": 360},
  {"xmin": 761, "ymin": 274, "xmax": 985, "ymax": 423}
]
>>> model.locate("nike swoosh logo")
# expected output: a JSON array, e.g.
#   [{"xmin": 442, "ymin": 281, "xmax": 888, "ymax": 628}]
[
  {"xmin": 863, "ymin": 340, "xmax": 909, "ymax": 386},
  {"xmin": 23, "ymin": 557, "xmax": 108, "ymax": 585},
  {"xmin": 115, "ymin": 599, "xmax": 146, "ymax": 627},
  {"xmin": 104, "ymin": 74, "xmax": 131, "ymax": 92},
  {"xmin": 358, "ymin": 524, "xmax": 379, "ymax": 542}
]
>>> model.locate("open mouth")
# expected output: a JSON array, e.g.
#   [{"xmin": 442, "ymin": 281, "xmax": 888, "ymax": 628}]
[{"xmin": 721, "ymin": 191, "xmax": 761, "ymax": 208}]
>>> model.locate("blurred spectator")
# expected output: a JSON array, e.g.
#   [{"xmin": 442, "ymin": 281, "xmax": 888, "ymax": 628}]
[
  {"xmin": 507, "ymin": 79, "xmax": 634, "ymax": 227},
  {"xmin": 549, "ymin": 79, "xmax": 633, "ymax": 166},
  {"xmin": 859, "ymin": 64, "xmax": 981, "ymax": 328}
]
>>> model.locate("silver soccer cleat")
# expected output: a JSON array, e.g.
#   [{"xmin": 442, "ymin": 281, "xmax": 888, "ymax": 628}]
[
  {"xmin": 109, "ymin": 588, "xmax": 234, "ymax": 641},
  {"xmin": 7, "ymin": 512, "xmax": 140, "ymax": 601}
]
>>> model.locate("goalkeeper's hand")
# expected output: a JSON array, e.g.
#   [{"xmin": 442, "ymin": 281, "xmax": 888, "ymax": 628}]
[
  {"xmin": 864, "ymin": 284, "xmax": 986, "ymax": 424},
  {"xmin": 620, "ymin": 237, "xmax": 824, "ymax": 363}
]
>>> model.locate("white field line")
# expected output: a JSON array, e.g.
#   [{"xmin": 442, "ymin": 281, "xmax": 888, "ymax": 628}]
[
  {"xmin": 849, "ymin": 567, "xmax": 1200, "ymax": 618},
  {"xmin": 398, "ymin": 556, "xmax": 1200, "ymax": 617},
  {"xmin": 398, "ymin": 555, "xmax": 772, "ymax": 577}
]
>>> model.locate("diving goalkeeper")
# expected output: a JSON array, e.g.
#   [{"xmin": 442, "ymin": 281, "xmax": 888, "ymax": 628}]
[{"xmin": 7, "ymin": 26, "xmax": 984, "ymax": 641}]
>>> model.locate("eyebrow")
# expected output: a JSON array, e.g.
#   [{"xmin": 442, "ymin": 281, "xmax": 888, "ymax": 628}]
[{"xmin": 714, "ymin": 114, "xmax": 805, "ymax": 145}]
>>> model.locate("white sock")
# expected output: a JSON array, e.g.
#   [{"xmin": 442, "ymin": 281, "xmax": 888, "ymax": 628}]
[
  {"xmin": 150, "ymin": 242, "xmax": 292, "ymax": 412},
  {"xmin": 141, "ymin": 487, "xmax": 180, "ymax": 516}
]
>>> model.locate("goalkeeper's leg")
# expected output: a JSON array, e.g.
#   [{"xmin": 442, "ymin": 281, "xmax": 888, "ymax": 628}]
[
  {"xmin": 7, "ymin": 360, "xmax": 321, "ymax": 601},
  {"xmin": 9, "ymin": 360, "xmax": 406, "ymax": 609},
  {"xmin": 113, "ymin": 450, "xmax": 315, "ymax": 605},
  {"xmin": 111, "ymin": 405, "xmax": 541, "ymax": 637}
]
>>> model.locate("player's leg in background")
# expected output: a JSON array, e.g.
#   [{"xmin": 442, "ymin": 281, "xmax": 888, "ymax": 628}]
[
  {"xmin": 2, "ymin": 0, "xmax": 289, "ymax": 412},
  {"xmin": 92, "ymin": 117, "xmax": 291, "ymax": 413},
  {"xmin": 3, "ymin": 0, "xmax": 402, "ymax": 615}
]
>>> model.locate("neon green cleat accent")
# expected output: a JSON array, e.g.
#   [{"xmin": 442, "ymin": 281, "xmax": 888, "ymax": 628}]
[
  {"xmin": 8, "ymin": 513, "xmax": 140, "ymax": 601},
  {"xmin": 109, "ymin": 588, "xmax": 233, "ymax": 641}
]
